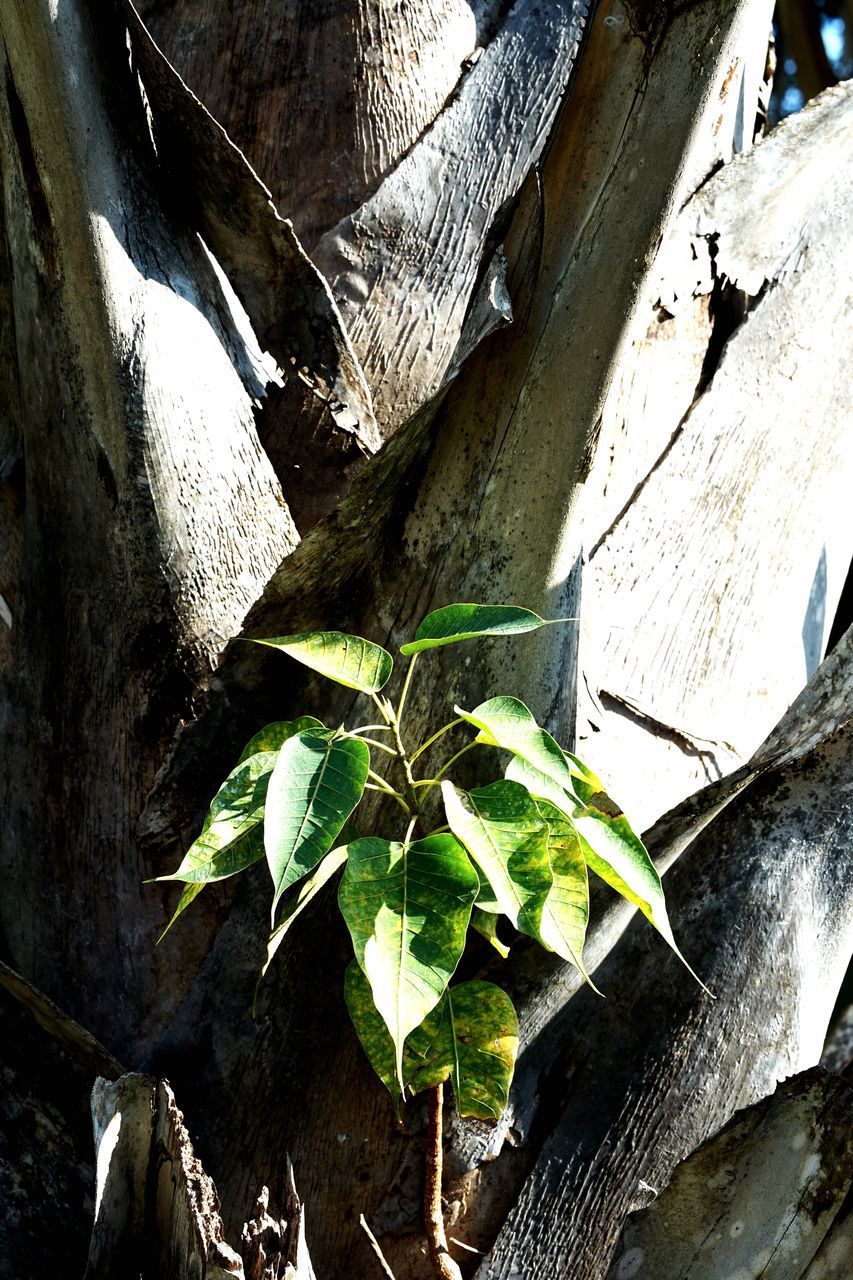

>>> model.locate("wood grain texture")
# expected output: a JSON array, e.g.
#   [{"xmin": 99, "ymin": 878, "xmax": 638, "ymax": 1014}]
[
  {"xmin": 606, "ymin": 1069, "xmax": 853, "ymax": 1280},
  {"xmin": 476, "ymin": 663, "xmax": 853, "ymax": 1278},
  {"xmin": 144, "ymin": 6, "xmax": 785, "ymax": 1278},
  {"xmin": 86, "ymin": 1075, "xmax": 249, "ymax": 1279},
  {"xmin": 311, "ymin": 0, "xmax": 589, "ymax": 433},
  {"xmin": 578, "ymin": 77, "xmax": 853, "ymax": 832},
  {"xmin": 125, "ymin": 0, "xmax": 378, "ymax": 450},
  {"xmin": 139, "ymin": 1, "xmax": 510, "ymax": 249},
  {"xmin": 0, "ymin": 0, "xmax": 296, "ymax": 1057},
  {"xmin": 429, "ymin": 626, "xmax": 853, "ymax": 1268}
]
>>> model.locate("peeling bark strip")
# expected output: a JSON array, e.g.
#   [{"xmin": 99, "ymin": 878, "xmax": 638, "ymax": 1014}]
[
  {"xmin": 606, "ymin": 1069, "xmax": 853, "ymax": 1280},
  {"xmin": 86, "ymin": 1076, "xmax": 317, "ymax": 1280},
  {"xmin": 579, "ymin": 75, "xmax": 853, "ymax": 830},
  {"xmin": 311, "ymin": 0, "xmax": 590, "ymax": 432},
  {"xmin": 123, "ymin": 1, "xmax": 377, "ymax": 448}
]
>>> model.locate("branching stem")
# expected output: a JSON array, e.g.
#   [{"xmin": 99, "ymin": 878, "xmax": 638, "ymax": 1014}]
[
  {"xmin": 409, "ymin": 718, "xmax": 463, "ymax": 764},
  {"xmin": 395, "ymin": 652, "xmax": 419, "ymax": 732},
  {"xmin": 365, "ymin": 772, "xmax": 412, "ymax": 816},
  {"xmin": 348, "ymin": 733, "xmax": 398, "ymax": 756},
  {"xmin": 424, "ymin": 1083, "xmax": 462, "ymax": 1280}
]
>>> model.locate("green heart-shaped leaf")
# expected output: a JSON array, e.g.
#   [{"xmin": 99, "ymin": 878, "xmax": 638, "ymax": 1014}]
[
  {"xmin": 345, "ymin": 965, "xmax": 518, "ymax": 1120},
  {"xmin": 534, "ymin": 797, "xmax": 595, "ymax": 986},
  {"xmin": 405, "ymin": 981, "xmax": 519, "ymax": 1119},
  {"xmin": 251, "ymin": 631, "xmax": 393, "ymax": 693},
  {"xmin": 338, "ymin": 832, "xmax": 478, "ymax": 1083},
  {"xmin": 441, "ymin": 779, "xmax": 552, "ymax": 938},
  {"xmin": 455, "ymin": 697, "xmax": 579, "ymax": 795},
  {"xmin": 506, "ymin": 757, "xmax": 706, "ymax": 990},
  {"xmin": 265, "ymin": 730, "xmax": 370, "ymax": 919},
  {"xmin": 158, "ymin": 750, "xmax": 277, "ymax": 886},
  {"xmin": 237, "ymin": 716, "xmax": 323, "ymax": 764},
  {"xmin": 400, "ymin": 603, "xmax": 563, "ymax": 655},
  {"xmin": 344, "ymin": 960, "xmax": 402, "ymax": 1112}
]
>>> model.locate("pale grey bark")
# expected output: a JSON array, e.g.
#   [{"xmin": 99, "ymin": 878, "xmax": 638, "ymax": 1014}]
[
  {"xmin": 1, "ymin": 2, "xmax": 852, "ymax": 1280},
  {"xmin": 579, "ymin": 77, "xmax": 853, "ymax": 829},
  {"xmin": 139, "ymin": 0, "xmax": 512, "ymax": 249},
  {"xmin": 0, "ymin": 0, "xmax": 365, "ymax": 1058},
  {"xmin": 606, "ymin": 1069, "xmax": 853, "ymax": 1280},
  {"xmin": 473, "ymin": 638, "xmax": 853, "ymax": 1277}
]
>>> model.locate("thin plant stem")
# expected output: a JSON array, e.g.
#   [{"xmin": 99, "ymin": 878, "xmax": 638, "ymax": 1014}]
[
  {"xmin": 363, "ymin": 785, "xmax": 412, "ymax": 817},
  {"xmin": 365, "ymin": 771, "xmax": 412, "ymax": 817},
  {"xmin": 346, "ymin": 733, "xmax": 398, "ymax": 756},
  {"xmin": 423, "ymin": 1083, "xmax": 462, "ymax": 1280},
  {"xmin": 433, "ymin": 740, "xmax": 478, "ymax": 782},
  {"xmin": 412, "ymin": 741, "xmax": 479, "ymax": 790},
  {"xmin": 349, "ymin": 724, "xmax": 394, "ymax": 735},
  {"xmin": 395, "ymin": 652, "xmax": 419, "ymax": 732},
  {"xmin": 409, "ymin": 718, "xmax": 463, "ymax": 764},
  {"xmin": 371, "ymin": 693, "xmax": 395, "ymax": 726},
  {"xmin": 385, "ymin": 702, "xmax": 417, "ymax": 803},
  {"xmin": 358, "ymin": 1214, "xmax": 398, "ymax": 1280}
]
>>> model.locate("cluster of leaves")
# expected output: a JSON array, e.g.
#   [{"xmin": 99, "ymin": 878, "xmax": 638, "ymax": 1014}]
[{"xmin": 157, "ymin": 604, "xmax": 691, "ymax": 1122}]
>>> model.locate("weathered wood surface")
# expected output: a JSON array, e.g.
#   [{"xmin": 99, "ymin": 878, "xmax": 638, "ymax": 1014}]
[
  {"xmin": 3, "ymin": 4, "xmax": 851, "ymax": 1280},
  {"xmin": 471, "ymin": 638, "xmax": 853, "ymax": 1278},
  {"xmin": 139, "ymin": 0, "xmax": 509, "ymax": 250},
  {"xmin": 0, "ymin": 962, "xmax": 122, "ymax": 1280},
  {"xmin": 310, "ymin": 0, "xmax": 589, "ymax": 433},
  {"xmin": 142, "ymin": 6, "xmax": 791, "ymax": 1278},
  {"xmin": 86, "ymin": 1075, "xmax": 253, "ymax": 1279},
  {"xmin": 605, "ymin": 1069, "xmax": 853, "ymax": 1280},
  {"xmin": 0, "ymin": 0, "xmax": 303, "ymax": 1056},
  {"xmin": 578, "ymin": 78, "xmax": 853, "ymax": 831},
  {"xmin": 420, "ymin": 621, "xmax": 853, "ymax": 1270},
  {"xmin": 124, "ymin": 1, "xmax": 377, "ymax": 449}
]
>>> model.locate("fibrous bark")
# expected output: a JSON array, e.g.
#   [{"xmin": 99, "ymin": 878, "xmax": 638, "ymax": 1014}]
[
  {"xmin": 2, "ymin": 2, "xmax": 852, "ymax": 1280},
  {"xmin": 606, "ymin": 1068, "xmax": 853, "ymax": 1280}
]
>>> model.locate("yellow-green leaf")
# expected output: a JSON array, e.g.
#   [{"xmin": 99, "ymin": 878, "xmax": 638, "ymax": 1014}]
[
  {"xmin": 506, "ymin": 757, "xmax": 707, "ymax": 990},
  {"xmin": 441, "ymin": 779, "xmax": 552, "ymax": 939},
  {"xmin": 405, "ymin": 981, "xmax": 519, "ymax": 1120},
  {"xmin": 237, "ymin": 716, "xmax": 323, "ymax": 764},
  {"xmin": 251, "ymin": 631, "xmax": 393, "ymax": 693},
  {"xmin": 534, "ymin": 797, "xmax": 595, "ymax": 987},
  {"xmin": 158, "ymin": 751, "xmax": 276, "ymax": 886},
  {"xmin": 338, "ymin": 832, "xmax": 479, "ymax": 1084},
  {"xmin": 344, "ymin": 960, "xmax": 402, "ymax": 1112},
  {"xmin": 455, "ymin": 697, "xmax": 578, "ymax": 796},
  {"xmin": 345, "ymin": 966, "xmax": 518, "ymax": 1121}
]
